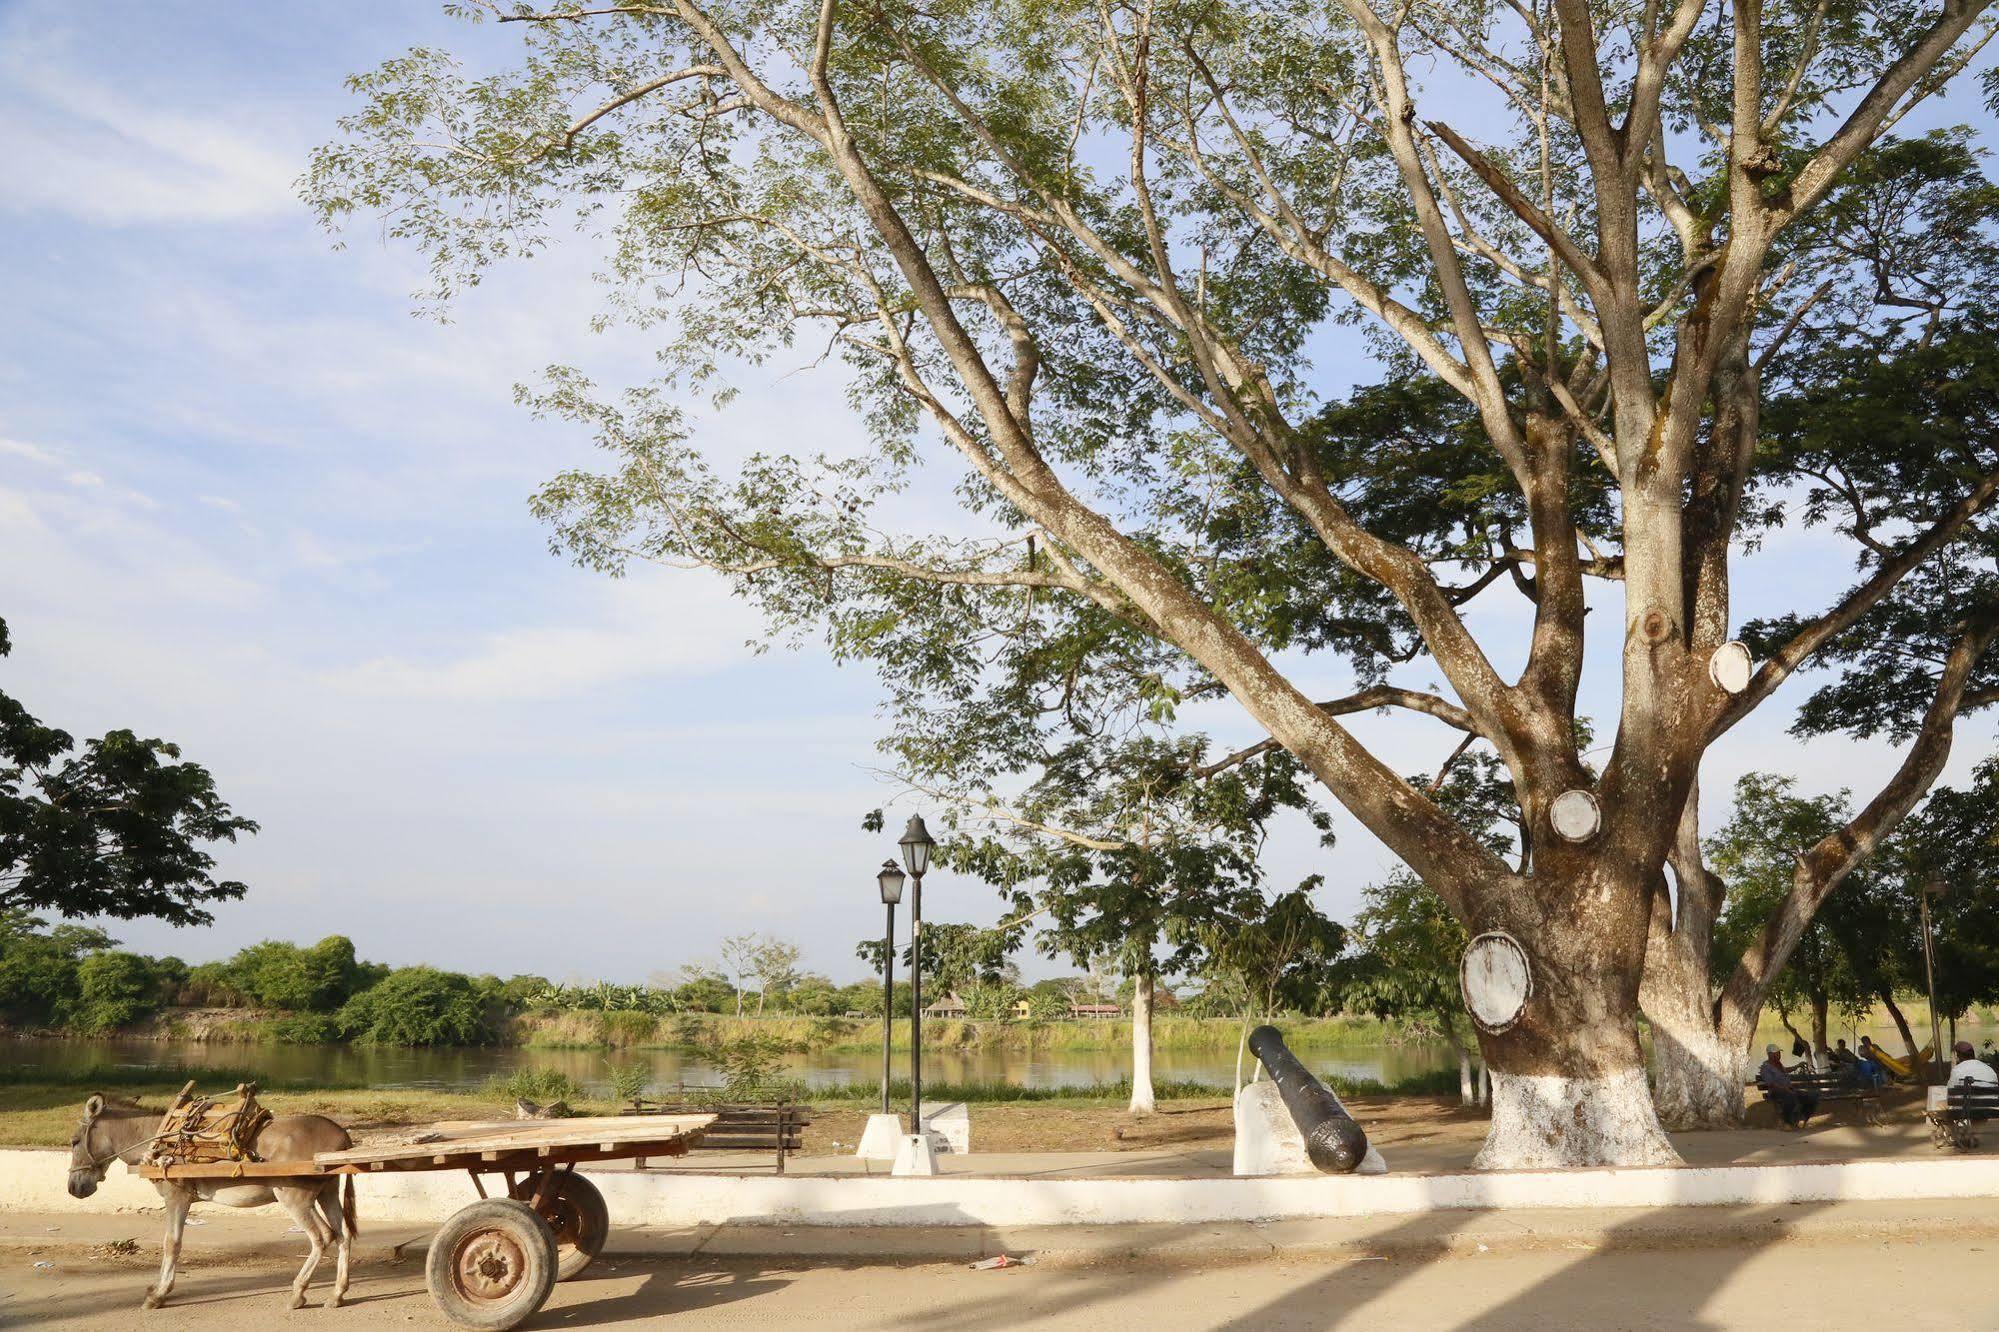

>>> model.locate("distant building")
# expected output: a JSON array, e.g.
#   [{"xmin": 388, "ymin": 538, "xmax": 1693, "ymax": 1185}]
[
  {"xmin": 1070, "ymin": 1001, "xmax": 1123, "ymax": 1019},
  {"xmin": 922, "ymin": 993, "xmax": 969, "ymax": 1019}
]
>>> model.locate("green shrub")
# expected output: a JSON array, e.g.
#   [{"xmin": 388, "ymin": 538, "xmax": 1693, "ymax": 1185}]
[
  {"xmin": 716, "ymin": 1033, "xmax": 802, "ymax": 1100},
  {"xmin": 68, "ymin": 951, "xmax": 158, "ymax": 1033},
  {"xmin": 225, "ymin": 937, "xmax": 371, "ymax": 1012},
  {"xmin": 487, "ymin": 1068, "xmax": 581, "ymax": 1105},
  {"xmin": 0, "ymin": 914, "xmax": 110, "ymax": 1026},
  {"xmin": 597, "ymin": 1009, "xmax": 660, "ymax": 1047},
  {"xmin": 605, "ymin": 1060, "xmax": 652, "ymax": 1105},
  {"xmin": 177, "ymin": 960, "xmax": 250, "ymax": 1007},
  {"xmin": 337, "ymin": 967, "xmax": 492, "ymax": 1046}
]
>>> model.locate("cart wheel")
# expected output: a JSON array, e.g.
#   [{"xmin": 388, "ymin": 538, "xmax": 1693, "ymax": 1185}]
[
  {"xmin": 516, "ymin": 1171, "xmax": 609, "ymax": 1280},
  {"xmin": 425, "ymin": 1198, "xmax": 558, "ymax": 1331}
]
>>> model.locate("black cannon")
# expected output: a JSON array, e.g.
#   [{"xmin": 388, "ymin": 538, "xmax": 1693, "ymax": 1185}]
[{"xmin": 1247, "ymin": 1024, "xmax": 1369, "ymax": 1174}]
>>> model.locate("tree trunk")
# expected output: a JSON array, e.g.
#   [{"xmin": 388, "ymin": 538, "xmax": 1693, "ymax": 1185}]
[
  {"xmin": 1882, "ymin": 992, "xmax": 1919, "ymax": 1062},
  {"xmin": 1638, "ymin": 785, "xmax": 1751, "ymax": 1129},
  {"xmin": 1810, "ymin": 992, "xmax": 1829, "ymax": 1059},
  {"xmin": 1129, "ymin": 970, "xmax": 1156, "ymax": 1115},
  {"xmin": 1474, "ymin": 924, "xmax": 1680, "ymax": 1170},
  {"xmin": 1650, "ymin": 1008, "xmax": 1750, "ymax": 1129},
  {"xmin": 1441, "ymin": 1021, "xmax": 1476, "ymax": 1106},
  {"xmin": 1478, "ymin": 1062, "xmax": 1491, "ymax": 1107}
]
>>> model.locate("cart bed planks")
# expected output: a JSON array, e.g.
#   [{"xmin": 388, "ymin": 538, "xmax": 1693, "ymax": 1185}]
[{"xmin": 135, "ymin": 1114, "xmax": 713, "ymax": 1179}]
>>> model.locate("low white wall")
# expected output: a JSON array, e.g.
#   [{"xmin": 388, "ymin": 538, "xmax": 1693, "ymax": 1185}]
[{"xmin": 12, "ymin": 1150, "xmax": 1999, "ymax": 1229}]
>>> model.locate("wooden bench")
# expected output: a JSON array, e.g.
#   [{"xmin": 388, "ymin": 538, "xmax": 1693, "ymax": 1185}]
[
  {"xmin": 1929, "ymin": 1083, "xmax": 1999, "ymax": 1150},
  {"xmin": 620, "ymin": 1098, "xmax": 811, "ymax": 1173},
  {"xmin": 1752, "ymin": 1068, "xmax": 1884, "ymax": 1126}
]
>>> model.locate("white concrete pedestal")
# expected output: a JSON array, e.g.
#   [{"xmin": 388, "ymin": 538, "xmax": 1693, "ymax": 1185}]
[
  {"xmin": 856, "ymin": 1113, "xmax": 906, "ymax": 1161},
  {"xmin": 891, "ymin": 1131, "xmax": 943, "ymax": 1176},
  {"xmin": 919, "ymin": 1102, "xmax": 970, "ymax": 1154},
  {"xmin": 1232, "ymin": 1079, "xmax": 1387, "ymax": 1177}
]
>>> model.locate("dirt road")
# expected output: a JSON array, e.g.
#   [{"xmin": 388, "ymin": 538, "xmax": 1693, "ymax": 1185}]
[{"xmin": 4, "ymin": 1227, "xmax": 1991, "ymax": 1330}]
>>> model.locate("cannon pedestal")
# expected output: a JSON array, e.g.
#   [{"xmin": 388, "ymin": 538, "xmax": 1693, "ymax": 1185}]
[
  {"xmin": 1238, "ymin": 1025, "xmax": 1383, "ymax": 1176},
  {"xmin": 1233, "ymin": 1080, "xmax": 1387, "ymax": 1176}
]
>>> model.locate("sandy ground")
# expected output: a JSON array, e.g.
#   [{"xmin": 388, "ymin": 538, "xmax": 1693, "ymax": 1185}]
[{"xmin": 3, "ymin": 1222, "xmax": 1992, "ymax": 1330}]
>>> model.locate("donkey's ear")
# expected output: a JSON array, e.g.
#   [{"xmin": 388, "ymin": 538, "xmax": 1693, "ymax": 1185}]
[{"xmin": 83, "ymin": 1094, "xmax": 105, "ymax": 1119}]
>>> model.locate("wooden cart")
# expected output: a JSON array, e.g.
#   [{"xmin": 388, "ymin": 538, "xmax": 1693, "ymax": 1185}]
[{"xmin": 139, "ymin": 1114, "xmax": 713, "ymax": 1330}]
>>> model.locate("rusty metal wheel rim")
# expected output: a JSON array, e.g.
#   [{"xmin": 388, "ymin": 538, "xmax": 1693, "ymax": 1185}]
[
  {"xmin": 451, "ymin": 1226, "xmax": 529, "ymax": 1305},
  {"xmin": 540, "ymin": 1195, "xmax": 583, "ymax": 1251}
]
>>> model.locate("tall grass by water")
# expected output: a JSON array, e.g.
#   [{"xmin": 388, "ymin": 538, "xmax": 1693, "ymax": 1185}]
[{"xmin": 511, "ymin": 1010, "xmax": 1428, "ymax": 1053}]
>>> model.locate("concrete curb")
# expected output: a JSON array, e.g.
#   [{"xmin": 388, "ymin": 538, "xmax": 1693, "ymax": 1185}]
[
  {"xmin": 12, "ymin": 1146, "xmax": 1999, "ymax": 1229},
  {"xmin": 8, "ymin": 1198, "xmax": 1999, "ymax": 1271}
]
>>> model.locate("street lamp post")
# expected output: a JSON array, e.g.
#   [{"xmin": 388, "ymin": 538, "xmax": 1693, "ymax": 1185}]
[
  {"xmin": 899, "ymin": 815, "xmax": 936, "ymax": 1134},
  {"xmin": 875, "ymin": 860, "xmax": 906, "ymax": 1117}
]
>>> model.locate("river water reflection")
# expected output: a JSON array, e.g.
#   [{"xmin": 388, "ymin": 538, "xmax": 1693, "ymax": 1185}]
[{"xmin": 0, "ymin": 1035, "xmax": 1459, "ymax": 1097}]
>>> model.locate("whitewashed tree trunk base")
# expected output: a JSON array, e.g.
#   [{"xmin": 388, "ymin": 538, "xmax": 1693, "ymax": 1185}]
[
  {"xmin": 1129, "ymin": 972, "xmax": 1155, "ymax": 1115},
  {"xmin": 1475, "ymin": 1068, "xmax": 1681, "ymax": 1170},
  {"xmin": 1651, "ymin": 1024, "xmax": 1749, "ymax": 1130}
]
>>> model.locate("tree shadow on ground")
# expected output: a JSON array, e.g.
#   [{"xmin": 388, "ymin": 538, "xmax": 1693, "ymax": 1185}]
[
  {"xmin": 3, "ymin": 1251, "xmax": 795, "ymax": 1328},
  {"xmin": 1211, "ymin": 1199, "xmax": 1834, "ymax": 1331}
]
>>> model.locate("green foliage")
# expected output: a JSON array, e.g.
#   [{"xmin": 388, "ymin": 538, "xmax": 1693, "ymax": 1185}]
[
  {"xmin": 69, "ymin": 951, "xmax": 158, "ymax": 1034},
  {"xmin": 1336, "ymin": 870, "xmax": 1471, "ymax": 1044},
  {"xmin": 178, "ymin": 961, "xmax": 249, "ymax": 1007},
  {"xmin": 0, "ymin": 615, "xmax": 255, "ymax": 925},
  {"xmin": 858, "ymin": 920, "xmax": 1024, "ymax": 995},
  {"xmin": 529, "ymin": 979, "xmax": 681, "ymax": 1015},
  {"xmin": 1712, "ymin": 774, "xmax": 1884, "ymax": 1033},
  {"xmin": 0, "ymin": 913, "xmax": 110, "ymax": 1026},
  {"xmin": 605, "ymin": 1059, "xmax": 652, "ymax": 1105},
  {"xmin": 1744, "ymin": 318, "xmax": 1999, "ymax": 745},
  {"xmin": 714, "ymin": 1033, "xmax": 802, "ymax": 1100},
  {"xmin": 488, "ymin": 1067, "xmax": 582, "ymax": 1106},
  {"xmin": 224, "ymin": 936, "xmax": 374, "ymax": 1012},
  {"xmin": 1196, "ymin": 885, "xmax": 1346, "ymax": 1022},
  {"xmin": 337, "ymin": 967, "xmax": 493, "ymax": 1047}
]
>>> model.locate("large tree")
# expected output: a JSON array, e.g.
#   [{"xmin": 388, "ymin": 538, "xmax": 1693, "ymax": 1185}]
[
  {"xmin": 1, "ymin": 617, "xmax": 256, "ymax": 927},
  {"xmin": 310, "ymin": 0, "xmax": 1999, "ymax": 1165}
]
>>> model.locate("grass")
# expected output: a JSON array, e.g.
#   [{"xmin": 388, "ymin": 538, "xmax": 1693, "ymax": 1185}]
[
  {"xmin": 0, "ymin": 1082, "xmax": 522, "ymax": 1149},
  {"xmin": 511, "ymin": 1010, "xmax": 1432, "ymax": 1054},
  {"xmin": 0, "ymin": 1064, "xmax": 1464, "ymax": 1149}
]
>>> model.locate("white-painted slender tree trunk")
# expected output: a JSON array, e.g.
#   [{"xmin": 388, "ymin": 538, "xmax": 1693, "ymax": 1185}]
[{"xmin": 1129, "ymin": 970, "xmax": 1156, "ymax": 1115}]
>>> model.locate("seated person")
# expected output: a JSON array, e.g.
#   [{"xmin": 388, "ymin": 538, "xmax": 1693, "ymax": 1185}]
[
  {"xmin": 1828, "ymin": 1039, "xmax": 1859, "ymax": 1067},
  {"xmin": 1949, "ymin": 1040, "xmax": 1999, "ymax": 1087},
  {"xmin": 1855, "ymin": 1036, "xmax": 1890, "ymax": 1087},
  {"xmin": 1757, "ymin": 1044, "xmax": 1818, "ymax": 1128}
]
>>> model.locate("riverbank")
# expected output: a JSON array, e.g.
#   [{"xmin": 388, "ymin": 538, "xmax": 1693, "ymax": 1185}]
[
  {"xmin": 0, "ymin": 1006, "xmax": 1438, "ymax": 1053},
  {"xmin": 0, "ymin": 1077, "xmax": 1475, "ymax": 1152}
]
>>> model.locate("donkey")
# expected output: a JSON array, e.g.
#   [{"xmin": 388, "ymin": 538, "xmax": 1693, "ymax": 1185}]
[{"xmin": 66, "ymin": 1093, "xmax": 359, "ymax": 1310}]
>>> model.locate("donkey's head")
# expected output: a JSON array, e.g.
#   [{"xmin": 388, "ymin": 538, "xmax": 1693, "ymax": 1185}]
[{"xmin": 67, "ymin": 1094, "xmax": 137, "ymax": 1199}]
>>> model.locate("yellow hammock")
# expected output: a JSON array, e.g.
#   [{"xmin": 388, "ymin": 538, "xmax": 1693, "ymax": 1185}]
[{"xmin": 1866, "ymin": 1043, "xmax": 1935, "ymax": 1080}]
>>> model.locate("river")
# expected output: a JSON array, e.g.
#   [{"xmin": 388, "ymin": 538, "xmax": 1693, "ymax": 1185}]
[{"xmin": 0, "ymin": 1035, "xmax": 1459, "ymax": 1097}]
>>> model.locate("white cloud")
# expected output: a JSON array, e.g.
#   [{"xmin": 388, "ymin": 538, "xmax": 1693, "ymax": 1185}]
[
  {"xmin": 326, "ymin": 577, "xmax": 763, "ymax": 702},
  {"xmin": 0, "ymin": 436, "xmax": 57, "ymax": 465},
  {"xmin": 0, "ymin": 39, "xmax": 295, "ymax": 226}
]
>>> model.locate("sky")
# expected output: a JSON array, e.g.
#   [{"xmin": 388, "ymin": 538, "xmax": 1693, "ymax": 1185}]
[{"xmin": 1, "ymin": 0, "xmax": 1993, "ymax": 987}]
